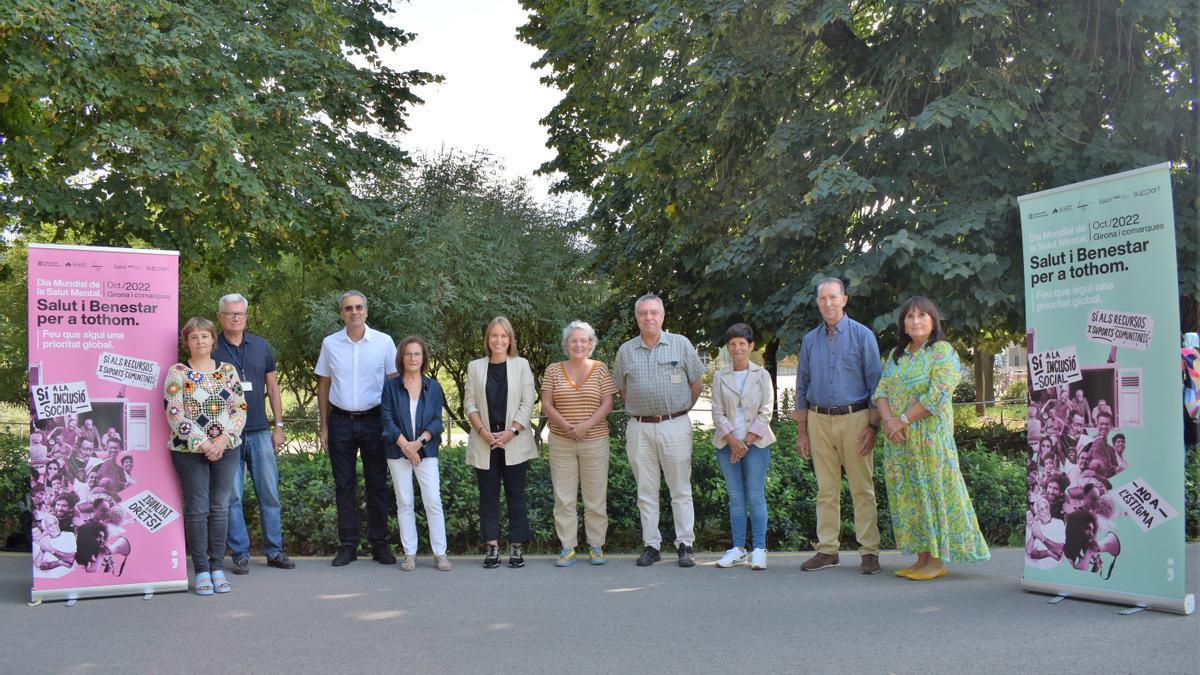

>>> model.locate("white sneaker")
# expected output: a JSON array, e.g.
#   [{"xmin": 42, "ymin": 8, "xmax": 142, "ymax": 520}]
[
  {"xmin": 750, "ymin": 548, "xmax": 767, "ymax": 570},
  {"xmin": 716, "ymin": 547, "xmax": 747, "ymax": 568}
]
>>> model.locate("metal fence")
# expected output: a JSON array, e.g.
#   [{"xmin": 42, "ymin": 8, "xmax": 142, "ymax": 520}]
[{"xmin": 5, "ymin": 397, "xmax": 1030, "ymax": 454}]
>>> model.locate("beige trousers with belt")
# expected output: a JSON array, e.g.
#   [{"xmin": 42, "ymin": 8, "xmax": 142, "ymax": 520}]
[
  {"xmin": 808, "ymin": 409, "xmax": 880, "ymax": 555},
  {"xmin": 626, "ymin": 416, "xmax": 694, "ymax": 549}
]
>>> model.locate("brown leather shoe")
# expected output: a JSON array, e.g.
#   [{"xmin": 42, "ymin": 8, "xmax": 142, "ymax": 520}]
[
  {"xmin": 800, "ymin": 552, "xmax": 840, "ymax": 571},
  {"xmin": 860, "ymin": 553, "xmax": 880, "ymax": 575}
]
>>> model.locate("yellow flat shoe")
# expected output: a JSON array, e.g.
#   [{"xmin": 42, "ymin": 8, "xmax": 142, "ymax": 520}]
[
  {"xmin": 894, "ymin": 568, "xmax": 915, "ymax": 578},
  {"xmin": 907, "ymin": 567, "xmax": 946, "ymax": 581}
]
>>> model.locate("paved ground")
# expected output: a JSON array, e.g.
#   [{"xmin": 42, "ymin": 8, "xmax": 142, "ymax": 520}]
[{"xmin": 2, "ymin": 546, "xmax": 1197, "ymax": 674}]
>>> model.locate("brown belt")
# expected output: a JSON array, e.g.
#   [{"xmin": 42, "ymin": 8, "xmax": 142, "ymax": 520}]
[
  {"xmin": 808, "ymin": 400, "xmax": 869, "ymax": 416},
  {"xmin": 632, "ymin": 410, "xmax": 690, "ymax": 424}
]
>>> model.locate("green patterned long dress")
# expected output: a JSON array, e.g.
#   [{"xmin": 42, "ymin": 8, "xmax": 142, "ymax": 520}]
[{"xmin": 874, "ymin": 341, "xmax": 990, "ymax": 562}]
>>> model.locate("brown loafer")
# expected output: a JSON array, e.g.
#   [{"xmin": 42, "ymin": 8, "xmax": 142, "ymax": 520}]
[
  {"xmin": 800, "ymin": 552, "xmax": 840, "ymax": 571},
  {"xmin": 860, "ymin": 553, "xmax": 880, "ymax": 575}
]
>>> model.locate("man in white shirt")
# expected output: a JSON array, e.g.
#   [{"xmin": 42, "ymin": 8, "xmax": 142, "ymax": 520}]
[{"xmin": 315, "ymin": 291, "xmax": 399, "ymax": 566}]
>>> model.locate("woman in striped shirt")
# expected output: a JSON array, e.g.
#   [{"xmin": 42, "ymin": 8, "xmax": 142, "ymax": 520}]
[{"xmin": 541, "ymin": 320, "xmax": 617, "ymax": 566}]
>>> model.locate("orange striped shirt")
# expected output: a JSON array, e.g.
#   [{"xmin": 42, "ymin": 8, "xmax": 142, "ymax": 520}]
[{"xmin": 542, "ymin": 361, "xmax": 616, "ymax": 439}]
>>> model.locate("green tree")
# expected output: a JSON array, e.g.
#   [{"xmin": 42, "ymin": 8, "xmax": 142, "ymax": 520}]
[
  {"xmin": 292, "ymin": 150, "xmax": 595, "ymax": 442},
  {"xmin": 520, "ymin": 0, "xmax": 1199, "ymax": 401},
  {"xmin": 1, "ymin": 0, "xmax": 437, "ymax": 270}
]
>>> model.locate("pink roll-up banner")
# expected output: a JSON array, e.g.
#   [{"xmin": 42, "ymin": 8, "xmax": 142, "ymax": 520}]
[{"xmin": 27, "ymin": 243, "xmax": 187, "ymax": 602}]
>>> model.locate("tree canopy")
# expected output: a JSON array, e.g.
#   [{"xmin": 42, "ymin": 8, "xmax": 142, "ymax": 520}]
[
  {"xmin": 519, "ymin": 1, "xmax": 1198, "ymax": 353},
  {"xmin": 294, "ymin": 150, "xmax": 594, "ymax": 435},
  {"xmin": 1, "ymin": 0, "xmax": 437, "ymax": 270}
]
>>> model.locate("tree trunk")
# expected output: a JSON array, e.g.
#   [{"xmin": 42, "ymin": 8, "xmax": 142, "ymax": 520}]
[
  {"xmin": 1181, "ymin": 294, "xmax": 1199, "ymax": 334},
  {"xmin": 974, "ymin": 347, "xmax": 994, "ymax": 416},
  {"xmin": 763, "ymin": 337, "xmax": 780, "ymax": 420}
]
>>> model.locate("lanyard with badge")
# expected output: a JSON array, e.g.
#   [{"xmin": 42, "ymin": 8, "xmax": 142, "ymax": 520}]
[{"xmin": 222, "ymin": 337, "xmax": 252, "ymax": 392}]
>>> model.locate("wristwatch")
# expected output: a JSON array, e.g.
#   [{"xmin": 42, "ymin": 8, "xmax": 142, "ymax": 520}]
[
  {"xmin": 510, "ymin": 425, "xmax": 521, "ymax": 436},
  {"xmin": 420, "ymin": 437, "xmax": 428, "ymax": 448},
  {"xmin": 899, "ymin": 413, "xmax": 910, "ymax": 425},
  {"xmin": 274, "ymin": 421, "xmax": 285, "ymax": 429}
]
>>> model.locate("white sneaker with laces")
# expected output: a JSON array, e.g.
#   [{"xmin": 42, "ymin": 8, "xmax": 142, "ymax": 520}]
[
  {"xmin": 716, "ymin": 547, "xmax": 747, "ymax": 568},
  {"xmin": 750, "ymin": 548, "xmax": 767, "ymax": 570}
]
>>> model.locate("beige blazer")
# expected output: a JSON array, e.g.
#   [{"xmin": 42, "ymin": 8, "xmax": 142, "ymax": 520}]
[
  {"xmin": 463, "ymin": 356, "xmax": 537, "ymax": 469},
  {"xmin": 710, "ymin": 361, "xmax": 777, "ymax": 449}
]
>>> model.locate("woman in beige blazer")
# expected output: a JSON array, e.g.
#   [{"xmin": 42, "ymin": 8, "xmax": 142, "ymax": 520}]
[
  {"xmin": 710, "ymin": 323, "xmax": 776, "ymax": 570},
  {"xmin": 464, "ymin": 316, "xmax": 537, "ymax": 569}
]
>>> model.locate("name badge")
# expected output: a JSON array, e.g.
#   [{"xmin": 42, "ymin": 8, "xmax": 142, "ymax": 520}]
[
  {"xmin": 241, "ymin": 380, "xmax": 254, "ymax": 392},
  {"xmin": 670, "ymin": 372, "xmax": 683, "ymax": 385}
]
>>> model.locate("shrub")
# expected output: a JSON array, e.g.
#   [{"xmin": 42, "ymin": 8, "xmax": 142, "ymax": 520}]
[
  {"xmin": 0, "ymin": 433, "xmax": 30, "ymax": 549},
  {"xmin": 246, "ymin": 421, "xmax": 1009, "ymax": 554},
  {"xmin": 1005, "ymin": 379, "xmax": 1028, "ymax": 402},
  {"xmin": 953, "ymin": 380, "xmax": 976, "ymax": 404},
  {"xmin": 1187, "ymin": 443, "xmax": 1199, "ymax": 541},
  {"xmin": 3, "ymin": 429, "xmax": 1195, "ymax": 553},
  {"xmin": 957, "ymin": 440, "xmax": 1027, "ymax": 547}
]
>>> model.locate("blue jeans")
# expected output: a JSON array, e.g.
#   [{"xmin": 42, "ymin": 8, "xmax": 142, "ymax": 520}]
[
  {"xmin": 716, "ymin": 444, "xmax": 770, "ymax": 550},
  {"xmin": 226, "ymin": 430, "xmax": 284, "ymax": 560},
  {"xmin": 171, "ymin": 448, "xmax": 240, "ymax": 574}
]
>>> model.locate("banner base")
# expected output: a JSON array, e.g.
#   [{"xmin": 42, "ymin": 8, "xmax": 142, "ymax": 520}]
[
  {"xmin": 31, "ymin": 579, "xmax": 188, "ymax": 604},
  {"xmin": 1022, "ymin": 578, "xmax": 1195, "ymax": 615}
]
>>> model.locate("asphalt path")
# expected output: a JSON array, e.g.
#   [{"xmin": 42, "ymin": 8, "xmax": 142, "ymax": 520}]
[{"xmin": 2, "ymin": 546, "xmax": 1197, "ymax": 674}]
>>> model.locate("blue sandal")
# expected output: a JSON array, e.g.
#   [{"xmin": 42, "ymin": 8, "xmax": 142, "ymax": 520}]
[
  {"xmin": 211, "ymin": 570, "xmax": 231, "ymax": 594},
  {"xmin": 194, "ymin": 572, "xmax": 214, "ymax": 596}
]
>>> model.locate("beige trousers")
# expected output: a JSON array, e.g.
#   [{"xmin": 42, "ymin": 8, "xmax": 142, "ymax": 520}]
[
  {"xmin": 548, "ymin": 434, "xmax": 611, "ymax": 549},
  {"xmin": 626, "ymin": 416, "xmax": 694, "ymax": 549},
  {"xmin": 808, "ymin": 409, "xmax": 880, "ymax": 555}
]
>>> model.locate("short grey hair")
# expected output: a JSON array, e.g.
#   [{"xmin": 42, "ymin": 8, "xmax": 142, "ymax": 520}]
[
  {"xmin": 218, "ymin": 293, "xmax": 248, "ymax": 313},
  {"xmin": 815, "ymin": 277, "xmax": 845, "ymax": 295},
  {"xmin": 634, "ymin": 293, "xmax": 664, "ymax": 313},
  {"xmin": 339, "ymin": 290, "xmax": 368, "ymax": 310},
  {"xmin": 561, "ymin": 320, "xmax": 598, "ymax": 357}
]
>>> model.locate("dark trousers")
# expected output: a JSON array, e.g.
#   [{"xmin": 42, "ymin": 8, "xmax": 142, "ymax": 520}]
[
  {"xmin": 476, "ymin": 447, "xmax": 530, "ymax": 543},
  {"xmin": 172, "ymin": 448, "xmax": 240, "ymax": 574},
  {"xmin": 328, "ymin": 413, "xmax": 390, "ymax": 547}
]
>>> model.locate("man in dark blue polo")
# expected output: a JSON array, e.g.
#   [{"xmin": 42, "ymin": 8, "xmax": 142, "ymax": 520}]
[
  {"xmin": 214, "ymin": 293, "xmax": 294, "ymax": 574},
  {"xmin": 791, "ymin": 277, "xmax": 883, "ymax": 574}
]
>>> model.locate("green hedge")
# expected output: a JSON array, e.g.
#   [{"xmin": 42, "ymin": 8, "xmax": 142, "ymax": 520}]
[
  {"xmin": 5, "ymin": 428, "xmax": 1198, "ymax": 554},
  {"xmin": 245, "ymin": 422, "xmax": 1030, "ymax": 555}
]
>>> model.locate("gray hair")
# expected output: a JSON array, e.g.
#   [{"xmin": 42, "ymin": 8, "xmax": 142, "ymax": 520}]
[
  {"xmin": 561, "ymin": 320, "xmax": 598, "ymax": 357},
  {"xmin": 815, "ymin": 277, "xmax": 845, "ymax": 296},
  {"xmin": 339, "ymin": 290, "xmax": 368, "ymax": 310},
  {"xmin": 218, "ymin": 293, "xmax": 249, "ymax": 313},
  {"xmin": 634, "ymin": 293, "xmax": 664, "ymax": 313}
]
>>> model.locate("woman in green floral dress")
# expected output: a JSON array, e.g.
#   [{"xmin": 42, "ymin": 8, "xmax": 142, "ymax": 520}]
[{"xmin": 873, "ymin": 297, "xmax": 990, "ymax": 580}]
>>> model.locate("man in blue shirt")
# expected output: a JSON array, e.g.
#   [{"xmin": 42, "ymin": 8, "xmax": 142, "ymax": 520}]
[
  {"xmin": 791, "ymin": 278, "xmax": 883, "ymax": 574},
  {"xmin": 214, "ymin": 293, "xmax": 294, "ymax": 574}
]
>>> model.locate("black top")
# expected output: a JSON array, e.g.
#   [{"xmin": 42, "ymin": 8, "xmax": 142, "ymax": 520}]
[{"xmin": 485, "ymin": 361, "xmax": 508, "ymax": 433}]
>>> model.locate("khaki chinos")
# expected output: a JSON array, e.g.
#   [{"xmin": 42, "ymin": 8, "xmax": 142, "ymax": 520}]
[
  {"xmin": 548, "ymin": 434, "xmax": 610, "ymax": 549},
  {"xmin": 626, "ymin": 415, "xmax": 694, "ymax": 549},
  {"xmin": 808, "ymin": 408, "xmax": 880, "ymax": 555},
  {"xmin": 613, "ymin": 332, "xmax": 705, "ymax": 551}
]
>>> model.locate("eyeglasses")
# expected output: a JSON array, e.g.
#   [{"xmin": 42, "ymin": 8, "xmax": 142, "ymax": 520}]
[
  {"xmin": 220, "ymin": 312, "xmax": 247, "ymax": 319},
  {"xmin": 341, "ymin": 304, "xmax": 365, "ymax": 313}
]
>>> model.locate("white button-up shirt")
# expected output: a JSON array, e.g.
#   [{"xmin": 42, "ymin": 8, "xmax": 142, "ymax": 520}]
[{"xmin": 314, "ymin": 325, "xmax": 397, "ymax": 411}]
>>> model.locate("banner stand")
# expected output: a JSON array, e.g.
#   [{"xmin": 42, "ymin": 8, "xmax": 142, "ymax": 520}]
[
  {"xmin": 27, "ymin": 243, "xmax": 187, "ymax": 603},
  {"xmin": 31, "ymin": 579, "xmax": 189, "ymax": 604},
  {"xmin": 1022, "ymin": 579, "xmax": 1195, "ymax": 616},
  {"xmin": 1018, "ymin": 164, "xmax": 1192, "ymax": 616}
]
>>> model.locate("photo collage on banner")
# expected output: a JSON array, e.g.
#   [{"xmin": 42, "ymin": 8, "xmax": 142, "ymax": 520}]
[
  {"xmin": 1019, "ymin": 163, "xmax": 1193, "ymax": 614},
  {"xmin": 27, "ymin": 244, "xmax": 187, "ymax": 601}
]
